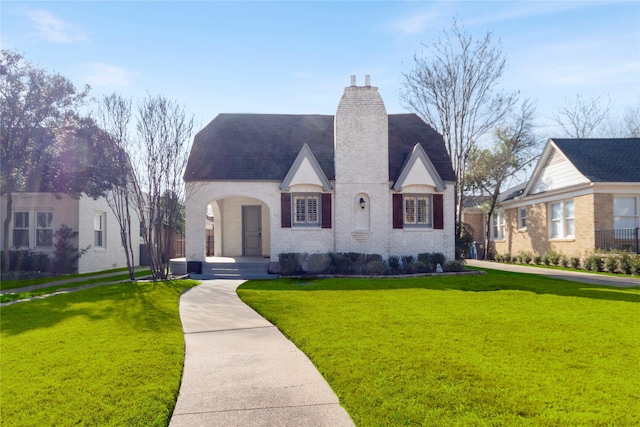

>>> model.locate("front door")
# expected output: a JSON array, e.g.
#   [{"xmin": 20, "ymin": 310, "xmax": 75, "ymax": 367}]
[{"xmin": 242, "ymin": 206, "xmax": 262, "ymax": 256}]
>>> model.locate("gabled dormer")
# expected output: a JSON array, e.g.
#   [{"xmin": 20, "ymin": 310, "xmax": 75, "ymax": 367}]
[
  {"xmin": 392, "ymin": 143, "xmax": 446, "ymax": 191},
  {"xmin": 280, "ymin": 143, "xmax": 332, "ymax": 191},
  {"xmin": 524, "ymin": 139, "xmax": 589, "ymax": 196}
]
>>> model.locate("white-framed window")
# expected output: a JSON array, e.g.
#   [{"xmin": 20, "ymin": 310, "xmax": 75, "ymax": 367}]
[
  {"xmin": 12, "ymin": 212, "xmax": 29, "ymax": 247},
  {"xmin": 491, "ymin": 211, "xmax": 505, "ymax": 240},
  {"xmin": 614, "ymin": 197, "xmax": 638, "ymax": 229},
  {"xmin": 94, "ymin": 212, "xmax": 106, "ymax": 247},
  {"xmin": 292, "ymin": 194, "xmax": 320, "ymax": 227},
  {"xmin": 404, "ymin": 195, "xmax": 432, "ymax": 227},
  {"xmin": 36, "ymin": 212, "xmax": 54, "ymax": 247},
  {"xmin": 550, "ymin": 199, "xmax": 574, "ymax": 238},
  {"xmin": 518, "ymin": 207, "xmax": 527, "ymax": 230}
]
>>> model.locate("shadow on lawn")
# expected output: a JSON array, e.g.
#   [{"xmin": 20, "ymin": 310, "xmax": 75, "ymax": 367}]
[
  {"xmin": 0, "ymin": 280, "xmax": 197, "ymax": 337},
  {"xmin": 239, "ymin": 269, "xmax": 640, "ymax": 304}
]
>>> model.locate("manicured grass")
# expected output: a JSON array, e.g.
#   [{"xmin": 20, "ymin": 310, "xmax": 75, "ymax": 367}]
[
  {"xmin": 238, "ymin": 271, "xmax": 640, "ymax": 426},
  {"xmin": 1, "ymin": 279, "xmax": 198, "ymax": 427},
  {"xmin": 0, "ymin": 270, "xmax": 152, "ymax": 304},
  {"xmin": 0, "ymin": 267, "xmax": 139, "ymax": 291}
]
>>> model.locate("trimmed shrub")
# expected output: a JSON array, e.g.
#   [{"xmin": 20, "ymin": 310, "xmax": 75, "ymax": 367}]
[
  {"xmin": 569, "ymin": 257, "xmax": 581, "ymax": 269},
  {"xmin": 417, "ymin": 252, "xmax": 431, "ymax": 266},
  {"xmin": 444, "ymin": 260, "xmax": 465, "ymax": 272},
  {"xmin": 557, "ymin": 255, "xmax": 569, "ymax": 268},
  {"xmin": 401, "ymin": 255, "xmax": 415, "ymax": 272},
  {"xmin": 583, "ymin": 254, "xmax": 604, "ymax": 272},
  {"xmin": 631, "ymin": 256, "xmax": 640, "ymax": 276},
  {"xmin": 363, "ymin": 259, "xmax": 386, "ymax": 275},
  {"xmin": 405, "ymin": 261, "xmax": 429, "ymax": 274},
  {"xmin": 431, "ymin": 252, "xmax": 446, "ymax": 266},
  {"xmin": 328, "ymin": 253, "xmax": 350, "ymax": 274},
  {"xmin": 604, "ymin": 255, "xmax": 619, "ymax": 274},
  {"xmin": 542, "ymin": 251, "xmax": 560, "ymax": 266},
  {"xmin": 387, "ymin": 256, "xmax": 401, "ymax": 274},
  {"xmin": 0, "ymin": 250, "xmax": 52, "ymax": 272},
  {"xmin": 533, "ymin": 255, "xmax": 542, "ymax": 265},
  {"xmin": 279, "ymin": 252, "xmax": 306, "ymax": 275},
  {"xmin": 514, "ymin": 252, "xmax": 530, "ymax": 264},
  {"xmin": 306, "ymin": 253, "xmax": 330, "ymax": 274},
  {"xmin": 619, "ymin": 252, "xmax": 634, "ymax": 275}
]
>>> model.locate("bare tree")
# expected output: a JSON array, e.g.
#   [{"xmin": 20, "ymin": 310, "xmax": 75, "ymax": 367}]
[
  {"xmin": 621, "ymin": 99, "xmax": 640, "ymax": 137},
  {"xmin": 1, "ymin": 50, "xmax": 88, "ymax": 271},
  {"xmin": 135, "ymin": 94, "xmax": 195, "ymax": 280},
  {"xmin": 466, "ymin": 99, "xmax": 540, "ymax": 259},
  {"xmin": 97, "ymin": 93, "xmax": 138, "ymax": 280},
  {"xmin": 401, "ymin": 19, "xmax": 518, "ymax": 236},
  {"xmin": 553, "ymin": 94, "xmax": 610, "ymax": 138}
]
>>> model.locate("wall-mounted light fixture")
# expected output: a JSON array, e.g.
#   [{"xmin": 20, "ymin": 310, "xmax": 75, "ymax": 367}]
[{"xmin": 359, "ymin": 197, "xmax": 366, "ymax": 210}]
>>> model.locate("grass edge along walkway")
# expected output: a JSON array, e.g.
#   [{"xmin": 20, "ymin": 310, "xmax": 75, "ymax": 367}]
[
  {"xmin": 238, "ymin": 272, "xmax": 640, "ymax": 426},
  {"xmin": 0, "ymin": 268, "xmax": 153, "ymax": 306},
  {"xmin": 0, "ymin": 266, "xmax": 150, "ymax": 294},
  {"xmin": 1, "ymin": 278, "xmax": 199, "ymax": 427}
]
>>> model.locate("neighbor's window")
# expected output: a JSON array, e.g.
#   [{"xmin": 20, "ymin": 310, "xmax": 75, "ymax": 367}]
[
  {"xmin": 293, "ymin": 194, "xmax": 320, "ymax": 226},
  {"xmin": 491, "ymin": 211, "xmax": 505, "ymax": 240},
  {"xmin": 550, "ymin": 199, "xmax": 574, "ymax": 238},
  {"xmin": 12, "ymin": 212, "xmax": 29, "ymax": 247},
  {"xmin": 404, "ymin": 195, "xmax": 432, "ymax": 227},
  {"xmin": 36, "ymin": 212, "xmax": 54, "ymax": 247},
  {"xmin": 614, "ymin": 197, "xmax": 638, "ymax": 229},
  {"xmin": 94, "ymin": 212, "xmax": 106, "ymax": 247},
  {"xmin": 519, "ymin": 207, "xmax": 527, "ymax": 229}
]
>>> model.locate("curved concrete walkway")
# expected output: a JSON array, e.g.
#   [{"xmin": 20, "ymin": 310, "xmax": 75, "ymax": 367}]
[
  {"xmin": 466, "ymin": 259, "xmax": 640, "ymax": 287},
  {"xmin": 169, "ymin": 279, "xmax": 354, "ymax": 427}
]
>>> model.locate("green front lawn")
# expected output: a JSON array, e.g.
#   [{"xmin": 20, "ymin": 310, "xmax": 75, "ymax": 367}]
[
  {"xmin": 1, "ymin": 279, "xmax": 198, "ymax": 427},
  {"xmin": 1, "ymin": 269, "xmax": 152, "ymax": 304},
  {"xmin": 238, "ymin": 271, "xmax": 640, "ymax": 426}
]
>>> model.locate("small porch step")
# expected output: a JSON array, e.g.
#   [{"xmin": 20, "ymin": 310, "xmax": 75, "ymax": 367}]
[{"xmin": 194, "ymin": 260, "xmax": 278, "ymax": 280}]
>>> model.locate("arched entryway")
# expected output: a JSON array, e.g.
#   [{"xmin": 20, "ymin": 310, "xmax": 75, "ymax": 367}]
[{"xmin": 208, "ymin": 195, "xmax": 270, "ymax": 258}]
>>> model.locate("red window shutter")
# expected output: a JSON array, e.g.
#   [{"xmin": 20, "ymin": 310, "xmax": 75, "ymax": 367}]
[
  {"xmin": 392, "ymin": 194, "xmax": 403, "ymax": 229},
  {"xmin": 281, "ymin": 193, "xmax": 291, "ymax": 228},
  {"xmin": 322, "ymin": 193, "xmax": 332, "ymax": 229},
  {"xmin": 433, "ymin": 193, "xmax": 444, "ymax": 229}
]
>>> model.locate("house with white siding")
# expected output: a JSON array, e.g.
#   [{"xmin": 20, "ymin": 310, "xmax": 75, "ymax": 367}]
[
  {"xmin": 488, "ymin": 138, "xmax": 640, "ymax": 258},
  {"xmin": 183, "ymin": 75, "xmax": 457, "ymax": 271},
  {"xmin": 1, "ymin": 191, "xmax": 141, "ymax": 273}
]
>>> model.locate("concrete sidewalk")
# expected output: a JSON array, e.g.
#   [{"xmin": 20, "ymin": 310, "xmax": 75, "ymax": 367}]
[
  {"xmin": 169, "ymin": 280, "xmax": 354, "ymax": 427},
  {"xmin": 466, "ymin": 259, "xmax": 640, "ymax": 288}
]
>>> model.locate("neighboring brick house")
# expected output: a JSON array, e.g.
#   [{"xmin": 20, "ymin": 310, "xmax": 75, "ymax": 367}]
[
  {"xmin": 183, "ymin": 76, "xmax": 457, "ymax": 270},
  {"xmin": 1, "ymin": 191, "xmax": 141, "ymax": 273},
  {"xmin": 488, "ymin": 138, "xmax": 640, "ymax": 258}
]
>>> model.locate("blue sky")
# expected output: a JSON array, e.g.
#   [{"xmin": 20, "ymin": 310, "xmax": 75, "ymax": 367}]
[{"xmin": 2, "ymin": 1, "xmax": 639, "ymax": 137}]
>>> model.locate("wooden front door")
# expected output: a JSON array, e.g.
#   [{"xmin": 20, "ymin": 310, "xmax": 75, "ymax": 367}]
[{"xmin": 242, "ymin": 206, "xmax": 262, "ymax": 256}]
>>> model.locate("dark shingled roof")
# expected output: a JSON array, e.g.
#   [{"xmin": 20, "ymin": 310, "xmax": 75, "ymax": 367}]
[
  {"xmin": 184, "ymin": 113, "xmax": 456, "ymax": 183},
  {"xmin": 552, "ymin": 138, "xmax": 640, "ymax": 182}
]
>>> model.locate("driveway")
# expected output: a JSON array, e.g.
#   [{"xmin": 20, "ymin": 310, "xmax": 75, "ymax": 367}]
[{"xmin": 466, "ymin": 260, "xmax": 640, "ymax": 288}]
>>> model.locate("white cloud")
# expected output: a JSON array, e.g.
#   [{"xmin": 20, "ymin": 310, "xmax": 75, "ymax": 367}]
[
  {"xmin": 26, "ymin": 9, "xmax": 89, "ymax": 43},
  {"xmin": 386, "ymin": 11, "xmax": 440, "ymax": 35},
  {"xmin": 81, "ymin": 63, "xmax": 137, "ymax": 88}
]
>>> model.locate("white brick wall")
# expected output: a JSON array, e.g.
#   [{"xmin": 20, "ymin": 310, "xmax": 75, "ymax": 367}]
[{"xmin": 184, "ymin": 77, "xmax": 456, "ymax": 264}]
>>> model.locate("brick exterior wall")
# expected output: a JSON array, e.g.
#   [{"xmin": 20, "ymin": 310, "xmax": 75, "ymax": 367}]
[
  {"xmin": 185, "ymin": 77, "xmax": 456, "ymax": 263},
  {"xmin": 594, "ymin": 193, "xmax": 614, "ymax": 230},
  {"xmin": 493, "ymin": 193, "xmax": 599, "ymax": 258}
]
